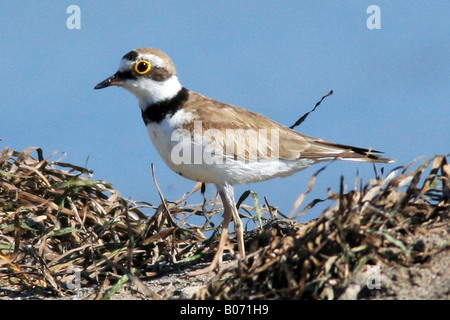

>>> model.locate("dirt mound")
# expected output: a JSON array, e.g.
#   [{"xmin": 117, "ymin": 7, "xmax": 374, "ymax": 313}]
[{"xmin": 1, "ymin": 147, "xmax": 448, "ymax": 299}]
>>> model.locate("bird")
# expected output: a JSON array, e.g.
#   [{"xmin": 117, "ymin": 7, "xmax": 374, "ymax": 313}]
[{"xmin": 95, "ymin": 47, "xmax": 394, "ymax": 273}]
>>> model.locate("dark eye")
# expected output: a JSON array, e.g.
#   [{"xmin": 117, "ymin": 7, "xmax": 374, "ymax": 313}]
[{"xmin": 134, "ymin": 60, "xmax": 152, "ymax": 74}]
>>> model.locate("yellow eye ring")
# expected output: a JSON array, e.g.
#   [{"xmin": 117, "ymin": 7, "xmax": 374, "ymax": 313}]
[{"xmin": 134, "ymin": 60, "xmax": 152, "ymax": 74}]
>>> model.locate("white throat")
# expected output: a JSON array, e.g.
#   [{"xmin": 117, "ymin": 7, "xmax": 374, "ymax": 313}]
[{"xmin": 121, "ymin": 74, "xmax": 183, "ymax": 109}]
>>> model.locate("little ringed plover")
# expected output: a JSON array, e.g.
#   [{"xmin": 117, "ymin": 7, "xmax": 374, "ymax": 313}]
[{"xmin": 95, "ymin": 47, "xmax": 394, "ymax": 273}]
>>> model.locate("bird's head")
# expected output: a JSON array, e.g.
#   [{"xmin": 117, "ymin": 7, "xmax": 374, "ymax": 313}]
[{"xmin": 95, "ymin": 48, "xmax": 182, "ymax": 107}]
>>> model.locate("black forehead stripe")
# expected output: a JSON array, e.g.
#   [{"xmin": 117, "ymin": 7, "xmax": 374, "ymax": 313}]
[
  {"xmin": 141, "ymin": 87, "xmax": 189, "ymax": 125},
  {"xmin": 122, "ymin": 50, "xmax": 138, "ymax": 61}
]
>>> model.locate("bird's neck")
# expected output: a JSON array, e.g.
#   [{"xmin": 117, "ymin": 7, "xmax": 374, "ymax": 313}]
[
  {"xmin": 140, "ymin": 87, "xmax": 189, "ymax": 125},
  {"xmin": 123, "ymin": 75, "xmax": 183, "ymax": 110}
]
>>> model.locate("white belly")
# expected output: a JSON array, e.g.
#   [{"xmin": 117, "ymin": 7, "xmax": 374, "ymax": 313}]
[{"xmin": 146, "ymin": 112, "xmax": 315, "ymax": 185}]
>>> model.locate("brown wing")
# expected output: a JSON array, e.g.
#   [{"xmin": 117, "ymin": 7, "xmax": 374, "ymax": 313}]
[{"xmin": 181, "ymin": 91, "xmax": 394, "ymax": 163}]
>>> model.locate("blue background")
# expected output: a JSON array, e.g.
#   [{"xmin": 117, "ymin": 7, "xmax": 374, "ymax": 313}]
[{"xmin": 1, "ymin": 1, "xmax": 449, "ymax": 222}]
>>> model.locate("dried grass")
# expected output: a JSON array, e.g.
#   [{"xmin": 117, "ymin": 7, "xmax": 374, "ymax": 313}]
[
  {"xmin": 1, "ymin": 146, "xmax": 449, "ymax": 300},
  {"xmin": 0, "ymin": 147, "xmax": 218, "ymax": 299},
  {"xmin": 195, "ymin": 155, "xmax": 449, "ymax": 299}
]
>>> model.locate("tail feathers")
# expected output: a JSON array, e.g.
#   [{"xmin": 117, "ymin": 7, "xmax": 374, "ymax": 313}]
[{"xmin": 305, "ymin": 141, "xmax": 395, "ymax": 164}]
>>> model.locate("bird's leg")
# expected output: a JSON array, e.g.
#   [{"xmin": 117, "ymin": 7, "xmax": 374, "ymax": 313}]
[
  {"xmin": 231, "ymin": 205, "xmax": 246, "ymax": 258},
  {"xmin": 219, "ymin": 183, "xmax": 246, "ymax": 259},
  {"xmin": 188, "ymin": 198, "xmax": 232, "ymax": 275},
  {"xmin": 188, "ymin": 183, "xmax": 245, "ymax": 275}
]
